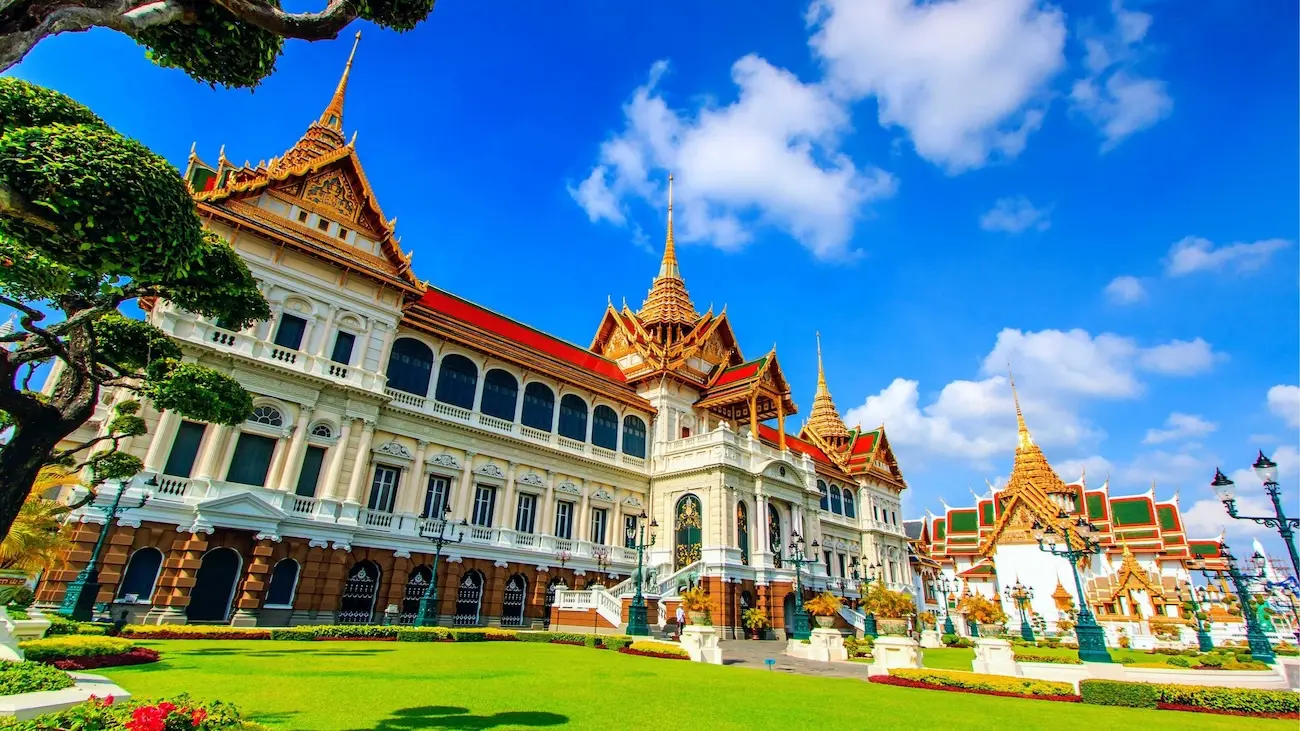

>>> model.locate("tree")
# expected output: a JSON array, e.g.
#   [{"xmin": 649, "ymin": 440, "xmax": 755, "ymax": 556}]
[
  {"xmin": 0, "ymin": 77, "xmax": 270, "ymax": 544},
  {"xmin": 861, "ymin": 581, "xmax": 916, "ymax": 619},
  {"xmin": 957, "ymin": 593, "xmax": 1008, "ymax": 625},
  {"xmin": 0, "ymin": 0, "xmax": 437, "ymax": 88}
]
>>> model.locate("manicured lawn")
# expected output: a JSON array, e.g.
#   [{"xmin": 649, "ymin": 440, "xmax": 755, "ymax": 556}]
[{"xmin": 97, "ymin": 640, "xmax": 1293, "ymax": 731}]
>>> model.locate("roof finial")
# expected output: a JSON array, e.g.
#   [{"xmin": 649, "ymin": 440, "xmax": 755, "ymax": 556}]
[
  {"xmin": 658, "ymin": 174, "xmax": 679, "ymax": 279},
  {"xmin": 807, "ymin": 331, "xmax": 849, "ymax": 443},
  {"xmin": 320, "ymin": 31, "xmax": 361, "ymax": 130},
  {"xmin": 816, "ymin": 331, "xmax": 828, "ymax": 390},
  {"xmin": 1008, "ymin": 363, "xmax": 1033, "ymax": 450},
  {"xmin": 638, "ymin": 173, "xmax": 697, "ymax": 329}
]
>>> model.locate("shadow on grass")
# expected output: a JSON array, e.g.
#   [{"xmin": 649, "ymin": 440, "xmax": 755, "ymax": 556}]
[
  {"xmin": 335, "ymin": 705, "xmax": 568, "ymax": 730},
  {"xmin": 180, "ymin": 647, "xmax": 396, "ymax": 657}
]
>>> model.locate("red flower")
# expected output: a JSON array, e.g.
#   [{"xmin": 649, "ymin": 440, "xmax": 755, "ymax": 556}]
[
  {"xmin": 191, "ymin": 708, "xmax": 208, "ymax": 726},
  {"xmin": 103, "ymin": 695, "xmax": 115, "ymax": 707}
]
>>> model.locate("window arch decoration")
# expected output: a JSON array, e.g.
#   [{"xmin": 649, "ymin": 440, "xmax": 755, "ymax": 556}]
[
  {"xmin": 115, "ymin": 547, "xmax": 164, "ymax": 602},
  {"xmin": 736, "ymin": 501, "xmax": 749, "ymax": 566},
  {"xmin": 817, "ymin": 480, "xmax": 829, "ymax": 511},
  {"xmin": 309, "ymin": 422, "xmax": 334, "ymax": 439},
  {"xmin": 558, "ymin": 394, "xmax": 588, "ymax": 441},
  {"xmin": 592, "ymin": 405, "xmax": 619, "ymax": 450},
  {"xmin": 435, "ymin": 353, "xmax": 478, "ymax": 409},
  {"xmin": 264, "ymin": 559, "xmax": 300, "ymax": 608},
  {"xmin": 674, "ymin": 494, "xmax": 702, "ymax": 571},
  {"xmin": 480, "ymin": 368, "xmax": 519, "ymax": 421},
  {"xmin": 386, "ymin": 338, "xmax": 435, "ymax": 396},
  {"xmin": 249, "ymin": 404, "xmax": 284, "ymax": 428},
  {"xmin": 622, "ymin": 415, "xmax": 647, "ymax": 458},
  {"xmin": 843, "ymin": 488, "xmax": 856, "ymax": 519},
  {"xmin": 521, "ymin": 382, "xmax": 555, "ymax": 431},
  {"xmin": 830, "ymin": 485, "xmax": 843, "ymax": 514}
]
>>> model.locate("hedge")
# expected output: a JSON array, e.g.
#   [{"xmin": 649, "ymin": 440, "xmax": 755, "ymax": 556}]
[
  {"xmin": 0, "ymin": 661, "xmax": 74, "ymax": 696},
  {"xmin": 1080, "ymin": 679, "xmax": 1300, "ymax": 718},
  {"xmin": 19, "ymin": 636, "xmax": 136, "ymax": 662},
  {"xmin": 623, "ymin": 641, "xmax": 688, "ymax": 659},
  {"xmin": 887, "ymin": 669, "xmax": 1076, "ymax": 698},
  {"xmin": 44, "ymin": 615, "xmax": 108, "ymax": 636},
  {"xmin": 49, "ymin": 648, "xmax": 161, "ymax": 671},
  {"xmin": 121, "ymin": 625, "xmax": 271, "ymax": 640},
  {"xmin": 1013, "ymin": 651, "xmax": 1082, "ymax": 665}
]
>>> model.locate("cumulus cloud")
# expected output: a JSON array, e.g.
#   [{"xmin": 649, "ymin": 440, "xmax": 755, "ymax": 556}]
[
  {"xmin": 1165, "ymin": 236, "xmax": 1292, "ymax": 276},
  {"xmin": 979, "ymin": 196, "xmax": 1052, "ymax": 234},
  {"xmin": 1070, "ymin": 0, "xmax": 1173, "ymax": 150},
  {"xmin": 1267, "ymin": 384, "xmax": 1300, "ymax": 428},
  {"xmin": 1182, "ymin": 445, "xmax": 1299, "ymax": 539},
  {"xmin": 1142, "ymin": 412, "xmax": 1216, "ymax": 444},
  {"xmin": 1136, "ymin": 338, "xmax": 1222, "ymax": 376},
  {"xmin": 570, "ymin": 57, "xmax": 895, "ymax": 260},
  {"xmin": 1103, "ymin": 275, "xmax": 1145, "ymax": 304},
  {"xmin": 808, "ymin": 0, "xmax": 1066, "ymax": 172}
]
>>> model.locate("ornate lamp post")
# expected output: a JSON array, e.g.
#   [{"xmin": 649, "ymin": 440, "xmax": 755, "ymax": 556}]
[
  {"xmin": 58, "ymin": 483, "xmax": 150, "ymax": 622},
  {"xmin": 414, "ymin": 506, "xmax": 466, "ymax": 627},
  {"xmin": 592, "ymin": 547, "xmax": 611, "ymax": 588},
  {"xmin": 786, "ymin": 531, "xmax": 819, "ymax": 641},
  {"xmin": 849, "ymin": 555, "xmax": 880, "ymax": 638},
  {"xmin": 1003, "ymin": 580, "xmax": 1035, "ymax": 642},
  {"xmin": 1177, "ymin": 579, "xmax": 1215, "ymax": 652},
  {"xmin": 626, "ymin": 512, "xmax": 657, "ymax": 636},
  {"xmin": 1031, "ymin": 510, "xmax": 1112, "ymax": 663},
  {"xmin": 936, "ymin": 575, "xmax": 956, "ymax": 635},
  {"xmin": 1211, "ymin": 454, "xmax": 1299, "ymax": 580},
  {"xmin": 1196, "ymin": 546, "xmax": 1274, "ymax": 663}
]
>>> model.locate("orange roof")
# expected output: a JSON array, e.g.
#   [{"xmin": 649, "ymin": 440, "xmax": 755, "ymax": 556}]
[
  {"xmin": 712, "ymin": 357, "xmax": 766, "ymax": 388},
  {"xmin": 756, "ymin": 423, "xmax": 833, "ymax": 466}
]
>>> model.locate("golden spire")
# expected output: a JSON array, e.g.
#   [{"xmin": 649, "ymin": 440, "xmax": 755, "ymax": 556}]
[
  {"xmin": 320, "ymin": 31, "xmax": 361, "ymax": 130},
  {"xmin": 1008, "ymin": 364, "xmax": 1034, "ymax": 450},
  {"xmin": 639, "ymin": 174, "xmax": 698, "ymax": 331},
  {"xmin": 807, "ymin": 332, "xmax": 850, "ymax": 444},
  {"xmin": 660, "ymin": 174, "xmax": 680, "ymax": 278}
]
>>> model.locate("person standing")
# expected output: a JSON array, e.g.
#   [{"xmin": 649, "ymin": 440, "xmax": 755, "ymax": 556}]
[{"xmin": 675, "ymin": 603, "xmax": 686, "ymax": 641}]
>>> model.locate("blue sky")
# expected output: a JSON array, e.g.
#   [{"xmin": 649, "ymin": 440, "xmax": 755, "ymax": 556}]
[{"xmin": 12, "ymin": 0, "xmax": 1298, "ymax": 560}]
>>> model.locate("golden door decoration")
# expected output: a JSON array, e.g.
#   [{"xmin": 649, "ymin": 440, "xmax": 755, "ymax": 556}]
[{"xmin": 674, "ymin": 495, "xmax": 702, "ymax": 570}]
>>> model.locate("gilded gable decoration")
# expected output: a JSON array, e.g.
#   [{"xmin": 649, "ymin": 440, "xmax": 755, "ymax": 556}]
[{"xmin": 304, "ymin": 170, "xmax": 359, "ymax": 220}]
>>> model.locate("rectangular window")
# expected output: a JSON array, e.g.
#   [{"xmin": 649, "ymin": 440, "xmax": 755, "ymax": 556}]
[
  {"xmin": 296, "ymin": 210, "xmax": 308, "ymax": 222},
  {"xmin": 837, "ymin": 553, "xmax": 847, "ymax": 579},
  {"xmin": 225, "ymin": 433, "xmax": 277, "ymax": 486},
  {"xmin": 273, "ymin": 314, "xmax": 307, "ymax": 350},
  {"xmin": 367, "ymin": 466, "xmax": 400, "ymax": 513},
  {"xmin": 590, "ymin": 508, "xmax": 608, "ymax": 545},
  {"xmin": 823, "ymin": 550, "xmax": 832, "ymax": 576},
  {"xmin": 515, "ymin": 493, "xmax": 536, "ymax": 534},
  {"xmin": 295, "ymin": 445, "xmax": 327, "ymax": 497},
  {"xmin": 554, "ymin": 501, "xmax": 574, "ymax": 539},
  {"xmin": 873, "ymin": 506, "xmax": 880, "ymax": 521},
  {"xmin": 421, "ymin": 475, "xmax": 449, "ymax": 519},
  {"xmin": 471, "ymin": 484, "xmax": 497, "ymax": 527},
  {"xmin": 337, "ymin": 227, "xmax": 349, "ymax": 240},
  {"xmin": 330, "ymin": 331, "xmax": 356, "ymax": 364},
  {"xmin": 162, "ymin": 421, "xmax": 207, "ymax": 478},
  {"xmin": 624, "ymin": 515, "xmax": 638, "ymax": 549},
  {"xmin": 317, "ymin": 218, "xmax": 329, "ymax": 231}
]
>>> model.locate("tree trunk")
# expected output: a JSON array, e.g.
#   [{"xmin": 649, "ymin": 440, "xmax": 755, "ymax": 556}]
[{"xmin": 0, "ymin": 422, "xmax": 68, "ymax": 543}]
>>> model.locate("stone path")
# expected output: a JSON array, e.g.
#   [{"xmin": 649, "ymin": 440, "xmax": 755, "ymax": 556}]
[{"xmin": 716, "ymin": 640, "xmax": 875, "ymax": 680}]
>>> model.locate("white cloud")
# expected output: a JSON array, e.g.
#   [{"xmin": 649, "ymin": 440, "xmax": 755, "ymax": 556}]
[
  {"xmin": 1165, "ymin": 236, "xmax": 1292, "ymax": 276},
  {"xmin": 979, "ymin": 196, "xmax": 1052, "ymax": 234},
  {"xmin": 572, "ymin": 57, "xmax": 895, "ymax": 259},
  {"xmin": 808, "ymin": 0, "xmax": 1066, "ymax": 172},
  {"xmin": 1103, "ymin": 275, "xmax": 1145, "ymax": 304},
  {"xmin": 1054, "ymin": 455, "xmax": 1115, "ymax": 484},
  {"xmin": 1267, "ymin": 385, "xmax": 1300, "ymax": 428},
  {"xmin": 1142, "ymin": 412, "xmax": 1216, "ymax": 444},
  {"xmin": 1136, "ymin": 338, "xmax": 1221, "ymax": 376},
  {"xmin": 1070, "ymin": 0, "xmax": 1173, "ymax": 150},
  {"xmin": 1182, "ymin": 445, "xmax": 1299, "ymax": 539}
]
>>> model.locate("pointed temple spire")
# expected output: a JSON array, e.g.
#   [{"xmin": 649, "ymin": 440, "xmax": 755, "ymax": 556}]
[
  {"xmin": 807, "ymin": 332, "xmax": 850, "ymax": 443},
  {"xmin": 639, "ymin": 174, "xmax": 698, "ymax": 333},
  {"xmin": 321, "ymin": 31, "xmax": 361, "ymax": 130},
  {"xmin": 1008, "ymin": 364, "xmax": 1034, "ymax": 450},
  {"xmin": 270, "ymin": 33, "xmax": 361, "ymax": 175}
]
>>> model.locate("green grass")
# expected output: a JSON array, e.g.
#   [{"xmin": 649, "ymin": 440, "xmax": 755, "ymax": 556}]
[{"xmin": 97, "ymin": 640, "xmax": 1293, "ymax": 731}]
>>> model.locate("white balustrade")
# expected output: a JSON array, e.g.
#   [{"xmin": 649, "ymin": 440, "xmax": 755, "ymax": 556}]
[
  {"xmin": 468, "ymin": 525, "xmax": 495, "ymax": 543},
  {"xmin": 479, "ymin": 414, "xmax": 514, "ymax": 433},
  {"xmin": 287, "ymin": 495, "xmax": 318, "ymax": 516},
  {"xmin": 153, "ymin": 476, "xmax": 192, "ymax": 499},
  {"xmin": 432, "ymin": 401, "xmax": 472, "ymax": 422},
  {"xmin": 520, "ymin": 426, "xmax": 551, "ymax": 443},
  {"xmin": 591, "ymin": 445, "xmax": 616, "ymax": 461},
  {"xmin": 386, "ymin": 388, "xmax": 426, "ymax": 409},
  {"xmin": 557, "ymin": 436, "xmax": 585, "ymax": 452},
  {"xmin": 361, "ymin": 510, "xmax": 395, "ymax": 529}
]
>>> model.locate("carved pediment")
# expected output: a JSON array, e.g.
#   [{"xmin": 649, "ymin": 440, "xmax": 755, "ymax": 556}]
[
  {"xmin": 428, "ymin": 453, "xmax": 460, "ymax": 470},
  {"xmin": 556, "ymin": 481, "xmax": 581, "ymax": 495},
  {"xmin": 477, "ymin": 463, "xmax": 506, "ymax": 479},
  {"xmin": 518, "ymin": 472, "xmax": 545, "ymax": 488},
  {"xmin": 304, "ymin": 170, "xmax": 360, "ymax": 221},
  {"xmin": 374, "ymin": 441, "xmax": 414, "ymax": 460}
]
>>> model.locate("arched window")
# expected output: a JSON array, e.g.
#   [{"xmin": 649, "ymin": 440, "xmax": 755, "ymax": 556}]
[
  {"xmin": 843, "ymin": 489, "xmax": 856, "ymax": 519},
  {"xmin": 817, "ymin": 480, "xmax": 829, "ymax": 511},
  {"xmin": 480, "ymin": 369, "xmax": 518, "ymax": 420},
  {"xmin": 309, "ymin": 423, "xmax": 333, "ymax": 439},
  {"xmin": 386, "ymin": 338, "xmax": 435, "ymax": 396},
  {"xmin": 521, "ymin": 382, "xmax": 555, "ymax": 431},
  {"xmin": 622, "ymin": 415, "xmax": 647, "ymax": 458},
  {"xmin": 264, "ymin": 559, "xmax": 300, "ymax": 608},
  {"xmin": 501, "ymin": 573, "xmax": 527, "ymax": 627},
  {"xmin": 454, "ymin": 570, "xmax": 484, "ymax": 626},
  {"xmin": 115, "ymin": 547, "xmax": 163, "ymax": 602},
  {"xmin": 558, "ymin": 394, "xmax": 588, "ymax": 441},
  {"xmin": 592, "ymin": 405, "xmax": 618, "ymax": 450},
  {"xmin": 736, "ymin": 501, "xmax": 749, "ymax": 566},
  {"xmin": 435, "ymin": 353, "xmax": 478, "ymax": 409},
  {"xmin": 674, "ymin": 495, "xmax": 702, "ymax": 571},
  {"xmin": 186, "ymin": 548, "xmax": 242, "ymax": 622},
  {"xmin": 830, "ymin": 485, "xmax": 843, "ymax": 514},
  {"xmin": 250, "ymin": 405, "xmax": 283, "ymax": 427},
  {"xmin": 768, "ymin": 503, "xmax": 782, "ymax": 569},
  {"xmin": 339, "ymin": 560, "xmax": 381, "ymax": 624},
  {"xmin": 399, "ymin": 566, "xmax": 432, "ymax": 625}
]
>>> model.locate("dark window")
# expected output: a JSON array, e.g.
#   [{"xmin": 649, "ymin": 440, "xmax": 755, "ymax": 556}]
[
  {"xmin": 472, "ymin": 484, "xmax": 496, "ymax": 527},
  {"xmin": 515, "ymin": 493, "xmax": 536, "ymax": 534},
  {"xmin": 295, "ymin": 446, "xmax": 327, "ymax": 497},
  {"xmin": 296, "ymin": 210, "xmax": 308, "ymax": 222},
  {"xmin": 162, "ymin": 421, "xmax": 207, "ymax": 478},
  {"xmin": 264, "ymin": 560, "xmax": 299, "ymax": 607},
  {"xmin": 592, "ymin": 405, "xmax": 618, "ymax": 450},
  {"xmin": 830, "ymin": 485, "xmax": 843, "ymax": 514},
  {"xmin": 386, "ymin": 338, "xmax": 435, "ymax": 396},
  {"xmin": 273, "ymin": 314, "xmax": 307, "ymax": 350},
  {"xmin": 521, "ymin": 383, "xmax": 555, "ymax": 431},
  {"xmin": 368, "ymin": 466, "xmax": 400, "ymax": 513},
  {"xmin": 622, "ymin": 415, "xmax": 647, "ymax": 458},
  {"xmin": 115, "ymin": 548, "xmax": 163, "ymax": 602},
  {"xmin": 624, "ymin": 515, "xmax": 638, "ymax": 549},
  {"xmin": 480, "ymin": 369, "xmax": 518, "ymax": 420},
  {"xmin": 843, "ymin": 489, "xmax": 856, "ymax": 519},
  {"xmin": 337, "ymin": 227, "xmax": 349, "ymax": 240},
  {"xmin": 225, "ymin": 433, "xmax": 277, "ymax": 486},
  {"xmin": 736, "ymin": 501, "xmax": 749, "ymax": 566},
  {"xmin": 435, "ymin": 354, "xmax": 478, "ymax": 409},
  {"xmin": 838, "ymin": 553, "xmax": 847, "ymax": 579},
  {"xmin": 817, "ymin": 480, "xmax": 829, "ymax": 511},
  {"xmin": 823, "ymin": 550, "xmax": 832, "ymax": 575},
  {"xmin": 317, "ymin": 218, "xmax": 330, "ymax": 231},
  {"xmin": 558, "ymin": 395, "xmax": 588, "ymax": 441},
  {"xmin": 422, "ymin": 475, "xmax": 449, "ymax": 518},
  {"xmin": 555, "ymin": 501, "xmax": 573, "ymax": 539},
  {"xmin": 331, "ymin": 332, "xmax": 356, "ymax": 365},
  {"xmin": 590, "ymin": 508, "xmax": 608, "ymax": 545}
]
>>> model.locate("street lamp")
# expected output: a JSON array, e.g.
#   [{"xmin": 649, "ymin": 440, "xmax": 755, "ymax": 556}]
[
  {"xmin": 1195, "ymin": 546, "xmax": 1274, "ymax": 663},
  {"xmin": 58, "ymin": 482, "xmax": 150, "ymax": 622},
  {"xmin": 1031, "ymin": 510, "xmax": 1112, "ymax": 663},
  {"xmin": 1177, "ymin": 579, "xmax": 1215, "ymax": 652},
  {"xmin": 849, "ymin": 555, "xmax": 879, "ymax": 638},
  {"xmin": 1003, "ymin": 580, "xmax": 1035, "ymax": 642},
  {"xmin": 414, "ymin": 504, "xmax": 465, "ymax": 627},
  {"xmin": 786, "ymin": 531, "xmax": 819, "ymax": 641},
  {"xmin": 1211, "ymin": 454, "xmax": 1299, "ymax": 580},
  {"xmin": 935, "ymin": 575, "xmax": 956, "ymax": 635},
  {"xmin": 592, "ymin": 547, "xmax": 611, "ymax": 588},
  {"xmin": 626, "ymin": 512, "xmax": 657, "ymax": 636}
]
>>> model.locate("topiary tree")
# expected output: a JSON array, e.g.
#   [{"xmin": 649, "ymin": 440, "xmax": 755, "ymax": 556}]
[
  {"xmin": 0, "ymin": 77, "xmax": 269, "ymax": 543},
  {"xmin": 0, "ymin": 0, "xmax": 437, "ymax": 88}
]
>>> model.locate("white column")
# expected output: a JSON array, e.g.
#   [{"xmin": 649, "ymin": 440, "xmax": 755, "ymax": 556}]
[
  {"xmin": 276, "ymin": 409, "xmax": 316, "ymax": 491},
  {"xmin": 612, "ymin": 489, "xmax": 624, "ymax": 549},
  {"xmin": 256, "ymin": 302, "xmax": 283, "ymax": 341},
  {"xmin": 313, "ymin": 306, "xmax": 339, "ymax": 358},
  {"xmin": 578, "ymin": 480, "xmax": 591, "ymax": 542},
  {"xmin": 399, "ymin": 440, "xmax": 428, "ymax": 515},
  {"xmin": 191, "ymin": 424, "xmax": 231, "ymax": 481},
  {"xmin": 471, "ymin": 365, "xmax": 487, "ymax": 413},
  {"xmin": 142, "ymin": 409, "xmax": 181, "ymax": 474},
  {"xmin": 496, "ymin": 461, "xmax": 517, "ymax": 529},
  {"xmin": 375, "ymin": 323, "xmax": 398, "ymax": 375},
  {"xmin": 512, "ymin": 383, "xmax": 525, "ymax": 423},
  {"xmin": 454, "ymin": 450, "xmax": 477, "ymax": 521},
  {"xmin": 343, "ymin": 421, "xmax": 375, "ymax": 504},
  {"xmin": 321, "ymin": 418, "xmax": 354, "ymax": 501},
  {"xmin": 214, "ymin": 426, "xmax": 244, "ymax": 482},
  {"xmin": 299, "ymin": 314, "xmax": 318, "ymax": 354},
  {"xmin": 541, "ymin": 471, "xmax": 555, "ymax": 536}
]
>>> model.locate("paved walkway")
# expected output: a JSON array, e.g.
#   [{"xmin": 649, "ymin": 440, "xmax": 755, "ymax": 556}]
[{"xmin": 716, "ymin": 640, "xmax": 875, "ymax": 680}]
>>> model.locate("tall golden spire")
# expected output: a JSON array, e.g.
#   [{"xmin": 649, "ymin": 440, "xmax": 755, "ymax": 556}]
[
  {"xmin": 807, "ymin": 332, "xmax": 850, "ymax": 444},
  {"xmin": 320, "ymin": 32, "xmax": 361, "ymax": 130},
  {"xmin": 639, "ymin": 174, "xmax": 698, "ymax": 332},
  {"xmin": 659, "ymin": 175, "xmax": 680, "ymax": 278},
  {"xmin": 1008, "ymin": 364, "xmax": 1034, "ymax": 450}
]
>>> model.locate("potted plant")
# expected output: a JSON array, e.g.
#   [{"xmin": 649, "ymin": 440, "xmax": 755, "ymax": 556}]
[
  {"xmin": 918, "ymin": 611, "xmax": 937, "ymax": 630},
  {"xmin": 956, "ymin": 594, "xmax": 1008, "ymax": 637},
  {"xmin": 802, "ymin": 592, "xmax": 842, "ymax": 628},
  {"xmin": 862, "ymin": 582, "xmax": 916, "ymax": 635},
  {"xmin": 742, "ymin": 607, "xmax": 770, "ymax": 639},
  {"xmin": 679, "ymin": 586, "xmax": 711, "ymax": 626}
]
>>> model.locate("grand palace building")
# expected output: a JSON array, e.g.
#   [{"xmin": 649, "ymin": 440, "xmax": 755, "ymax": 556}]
[{"xmin": 36, "ymin": 40, "xmax": 915, "ymax": 636}]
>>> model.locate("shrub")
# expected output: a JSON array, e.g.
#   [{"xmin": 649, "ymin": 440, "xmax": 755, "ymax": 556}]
[
  {"xmin": 1080, "ymin": 679, "xmax": 1157, "ymax": 708},
  {"xmin": 802, "ymin": 592, "xmax": 842, "ymax": 617},
  {"xmin": 955, "ymin": 594, "xmax": 1006, "ymax": 624},
  {"xmin": 1165, "ymin": 655, "xmax": 1191, "ymax": 667},
  {"xmin": 602, "ymin": 636, "xmax": 632, "ymax": 651},
  {"xmin": 1273, "ymin": 642, "xmax": 1299, "ymax": 656},
  {"xmin": 1181, "ymin": 648, "xmax": 1200, "ymax": 657},
  {"xmin": 1, "ymin": 693, "xmax": 265, "ymax": 730},
  {"xmin": 1198, "ymin": 653, "xmax": 1226, "ymax": 667},
  {"xmin": 1155, "ymin": 682, "xmax": 1299, "ymax": 716},
  {"xmin": 44, "ymin": 615, "xmax": 108, "ymax": 636},
  {"xmin": 886, "ymin": 669, "xmax": 1076, "ymax": 699},
  {"xmin": 1013, "ymin": 651, "xmax": 1082, "ymax": 665},
  {"xmin": 394, "ymin": 627, "xmax": 450, "ymax": 642},
  {"xmin": 0, "ymin": 661, "xmax": 74, "ymax": 696},
  {"xmin": 51, "ymin": 647, "xmax": 161, "ymax": 671},
  {"xmin": 122, "ymin": 625, "xmax": 270, "ymax": 640},
  {"xmin": 19, "ymin": 636, "xmax": 135, "ymax": 662},
  {"xmin": 843, "ymin": 637, "xmax": 871, "ymax": 658},
  {"xmin": 622, "ymin": 641, "xmax": 688, "ymax": 659},
  {"xmin": 1222, "ymin": 661, "xmax": 1269, "ymax": 671},
  {"xmin": 941, "ymin": 633, "xmax": 958, "ymax": 646}
]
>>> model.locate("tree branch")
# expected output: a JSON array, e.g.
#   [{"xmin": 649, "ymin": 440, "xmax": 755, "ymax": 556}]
[
  {"xmin": 0, "ymin": 294, "xmax": 72, "ymax": 369},
  {"xmin": 0, "ymin": 0, "xmax": 184, "ymax": 74},
  {"xmin": 212, "ymin": 0, "xmax": 355, "ymax": 41}
]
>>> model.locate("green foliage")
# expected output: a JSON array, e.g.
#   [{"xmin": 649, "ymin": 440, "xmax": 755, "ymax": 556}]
[
  {"xmin": 143, "ymin": 360, "xmax": 253, "ymax": 426},
  {"xmin": 627, "ymin": 640, "xmax": 688, "ymax": 658},
  {"xmin": 1079, "ymin": 679, "xmax": 1157, "ymax": 708},
  {"xmin": 742, "ymin": 607, "xmax": 769, "ymax": 630},
  {"xmin": 18, "ymin": 635, "xmax": 134, "ymax": 662},
  {"xmin": 164, "ymin": 232, "xmax": 270, "ymax": 330},
  {"xmin": 1011, "ymin": 651, "xmax": 1082, "ymax": 665},
  {"xmin": 0, "ymin": 661, "xmax": 73, "ymax": 696},
  {"xmin": 394, "ymin": 627, "xmax": 449, "ymax": 642},
  {"xmin": 137, "ymin": 3, "xmax": 282, "ymax": 89},
  {"xmin": 86, "ymin": 450, "xmax": 142, "ymax": 483},
  {"xmin": 351, "ymin": 0, "xmax": 436, "ymax": 31},
  {"xmin": 93, "ymin": 314, "xmax": 181, "ymax": 372},
  {"xmin": 1081, "ymin": 678, "xmax": 1299, "ymax": 716},
  {"xmin": 1197, "ymin": 652, "xmax": 1225, "ymax": 667},
  {"xmin": 889, "ymin": 668, "xmax": 1075, "ymax": 697},
  {"xmin": 862, "ymin": 581, "xmax": 916, "ymax": 619},
  {"xmin": 2, "ymin": 693, "xmax": 265, "ymax": 730},
  {"xmin": 1165, "ymin": 655, "xmax": 1191, "ymax": 667},
  {"xmin": 43, "ymin": 615, "xmax": 105, "ymax": 636}
]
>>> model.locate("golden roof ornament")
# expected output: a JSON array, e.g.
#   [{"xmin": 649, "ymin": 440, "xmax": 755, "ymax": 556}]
[
  {"xmin": 270, "ymin": 32, "xmax": 361, "ymax": 175},
  {"xmin": 638, "ymin": 174, "xmax": 699, "ymax": 332},
  {"xmin": 806, "ymin": 332, "xmax": 850, "ymax": 444}
]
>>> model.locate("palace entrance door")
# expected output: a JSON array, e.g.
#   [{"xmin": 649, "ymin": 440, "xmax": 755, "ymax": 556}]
[{"xmin": 186, "ymin": 548, "xmax": 242, "ymax": 622}]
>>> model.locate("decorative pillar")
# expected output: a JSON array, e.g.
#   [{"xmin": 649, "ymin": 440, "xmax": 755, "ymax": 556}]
[
  {"xmin": 255, "ymin": 302, "xmax": 283, "ymax": 342},
  {"xmin": 142, "ymin": 409, "xmax": 181, "ymax": 474},
  {"xmin": 748, "ymin": 393, "xmax": 758, "ymax": 438},
  {"xmin": 231, "ymin": 537, "xmax": 277, "ymax": 626},
  {"xmin": 277, "ymin": 408, "xmax": 316, "ymax": 492},
  {"xmin": 612, "ymin": 489, "xmax": 624, "ymax": 549},
  {"xmin": 454, "ymin": 451, "xmax": 477, "ymax": 521},
  {"xmin": 496, "ymin": 462, "xmax": 517, "ymax": 530},
  {"xmin": 776, "ymin": 401, "xmax": 786, "ymax": 451},
  {"xmin": 313, "ymin": 306, "xmax": 339, "ymax": 358},
  {"xmin": 399, "ymin": 441, "xmax": 429, "ymax": 516},
  {"xmin": 578, "ymin": 480, "xmax": 591, "ymax": 543},
  {"xmin": 321, "ymin": 418, "xmax": 354, "ymax": 502},
  {"xmin": 541, "ymin": 471, "xmax": 556, "ymax": 537},
  {"xmin": 192, "ymin": 425, "xmax": 232, "ymax": 481},
  {"xmin": 343, "ymin": 421, "xmax": 376, "ymax": 505},
  {"xmin": 150, "ymin": 531, "xmax": 210, "ymax": 622}
]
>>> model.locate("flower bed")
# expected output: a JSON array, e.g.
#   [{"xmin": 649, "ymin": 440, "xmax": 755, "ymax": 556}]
[
  {"xmin": 885, "ymin": 669, "xmax": 1077, "ymax": 699},
  {"xmin": 871, "ymin": 672, "xmax": 1078, "ymax": 703},
  {"xmin": 50, "ymin": 647, "xmax": 161, "ymax": 671},
  {"xmin": 620, "ymin": 641, "xmax": 688, "ymax": 660},
  {"xmin": 121, "ymin": 626, "xmax": 271, "ymax": 641},
  {"xmin": 0, "ymin": 661, "xmax": 74, "ymax": 696},
  {"xmin": 1013, "ymin": 651, "xmax": 1082, "ymax": 665},
  {"xmin": 1080, "ymin": 679, "xmax": 1299, "ymax": 718},
  {"xmin": 20, "ymin": 636, "xmax": 137, "ymax": 662},
  {"xmin": 2, "ymin": 693, "xmax": 267, "ymax": 730}
]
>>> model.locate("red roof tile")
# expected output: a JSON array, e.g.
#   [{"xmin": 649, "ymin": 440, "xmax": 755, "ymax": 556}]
[
  {"xmin": 713, "ymin": 357, "xmax": 765, "ymax": 387},
  {"xmin": 417, "ymin": 287, "xmax": 627, "ymax": 383},
  {"xmin": 850, "ymin": 430, "xmax": 879, "ymax": 455},
  {"xmin": 756, "ymin": 423, "xmax": 833, "ymax": 465}
]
